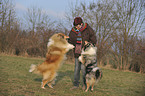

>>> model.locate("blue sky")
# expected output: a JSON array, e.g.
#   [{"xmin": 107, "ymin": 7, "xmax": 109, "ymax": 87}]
[
  {"xmin": 14, "ymin": 0, "xmax": 96, "ymax": 29},
  {"xmin": 14, "ymin": 0, "xmax": 95, "ymax": 22}
]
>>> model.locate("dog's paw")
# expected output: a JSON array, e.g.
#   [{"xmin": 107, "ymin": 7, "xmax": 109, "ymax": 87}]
[
  {"xmin": 48, "ymin": 84, "xmax": 53, "ymax": 88},
  {"xmin": 49, "ymin": 85, "xmax": 53, "ymax": 88},
  {"xmin": 78, "ymin": 56, "xmax": 81, "ymax": 62},
  {"xmin": 85, "ymin": 89, "xmax": 88, "ymax": 92},
  {"xmin": 91, "ymin": 88, "xmax": 94, "ymax": 91},
  {"xmin": 41, "ymin": 87, "xmax": 46, "ymax": 89}
]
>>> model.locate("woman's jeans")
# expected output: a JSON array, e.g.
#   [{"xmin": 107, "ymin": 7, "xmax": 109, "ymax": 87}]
[{"xmin": 73, "ymin": 58, "xmax": 86, "ymax": 87}]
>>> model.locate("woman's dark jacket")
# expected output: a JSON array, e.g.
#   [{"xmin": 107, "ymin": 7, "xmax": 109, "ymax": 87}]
[{"xmin": 68, "ymin": 23, "xmax": 97, "ymax": 58}]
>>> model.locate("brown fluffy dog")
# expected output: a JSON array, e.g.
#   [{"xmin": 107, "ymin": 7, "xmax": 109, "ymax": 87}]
[{"xmin": 29, "ymin": 33, "xmax": 74, "ymax": 89}]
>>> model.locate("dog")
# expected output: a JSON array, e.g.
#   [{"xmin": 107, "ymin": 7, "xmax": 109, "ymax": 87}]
[
  {"xmin": 29, "ymin": 33, "xmax": 74, "ymax": 89},
  {"xmin": 79, "ymin": 41, "xmax": 102, "ymax": 92}
]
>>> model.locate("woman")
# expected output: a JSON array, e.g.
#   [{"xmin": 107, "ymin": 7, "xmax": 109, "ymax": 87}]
[{"xmin": 68, "ymin": 17, "xmax": 97, "ymax": 90}]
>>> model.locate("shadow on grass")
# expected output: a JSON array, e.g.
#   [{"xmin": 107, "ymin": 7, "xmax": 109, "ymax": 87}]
[
  {"xmin": 34, "ymin": 70, "xmax": 74, "ymax": 84},
  {"xmin": 34, "ymin": 78, "xmax": 42, "ymax": 82},
  {"xmin": 56, "ymin": 70, "xmax": 74, "ymax": 83}
]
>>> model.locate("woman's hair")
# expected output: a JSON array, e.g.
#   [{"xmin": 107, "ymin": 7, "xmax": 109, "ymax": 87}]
[{"xmin": 73, "ymin": 17, "xmax": 83, "ymax": 26}]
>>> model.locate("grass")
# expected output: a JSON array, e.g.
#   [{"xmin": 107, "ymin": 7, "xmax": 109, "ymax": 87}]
[{"xmin": 0, "ymin": 55, "xmax": 145, "ymax": 96}]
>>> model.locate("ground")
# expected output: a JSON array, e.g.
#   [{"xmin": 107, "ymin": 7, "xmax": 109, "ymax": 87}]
[{"xmin": 0, "ymin": 55, "xmax": 145, "ymax": 96}]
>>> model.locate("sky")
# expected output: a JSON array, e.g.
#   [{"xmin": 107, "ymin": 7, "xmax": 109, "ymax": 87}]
[
  {"xmin": 13, "ymin": 0, "xmax": 144, "ymax": 38},
  {"xmin": 14, "ymin": 0, "xmax": 95, "ymax": 28}
]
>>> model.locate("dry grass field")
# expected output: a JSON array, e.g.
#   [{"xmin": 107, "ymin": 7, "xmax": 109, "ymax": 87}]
[{"xmin": 0, "ymin": 55, "xmax": 145, "ymax": 96}]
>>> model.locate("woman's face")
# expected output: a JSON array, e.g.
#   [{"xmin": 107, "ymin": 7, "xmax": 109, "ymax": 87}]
[{"xmin": 75, "ymin": 23, "xmax": 83, "ymax": 30}]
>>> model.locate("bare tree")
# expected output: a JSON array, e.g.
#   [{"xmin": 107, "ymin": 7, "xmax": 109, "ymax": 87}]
[
  {"xmin": 65, "ymin": 0, "xmax": 118, "ymax": 65},
  {"xmin": 110, "ymin": 0, "xmax": 145, "ymax": 70},
  {"xmin": 23, "ymin": 6, "xmax": 56, "ymax": 56},
  {"xmin": 0, "ymin": 0, "xmax": 20, "ymax": 53},
  {"xmin": 65, "ymin": 0, "xmax": 145, "ymax": 72}
]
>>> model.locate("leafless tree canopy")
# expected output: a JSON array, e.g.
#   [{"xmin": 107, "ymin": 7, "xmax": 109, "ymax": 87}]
[
  {"xmin": 65, "ymin": 0, "xmax": 145, "ymax": 73},
  {"xmin": 0, "ymin": 0, "xmax": 145, "ymax": 73}
]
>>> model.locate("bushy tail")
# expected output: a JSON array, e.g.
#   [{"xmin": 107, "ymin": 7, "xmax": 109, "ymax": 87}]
[
  {"xmin": 92, "ymin": 67, "xmax": 103, "ymax": 80},
  {"xmin": 29, "ymin": 64, "xmax": 37, "ymax": 73},
  {"xmin": 29, "ymin": 64, "xmax": 41, "ymax": 75},
  {"xmin": 97, "ymin": 69, "xmax": 103, "ymax": 80}
]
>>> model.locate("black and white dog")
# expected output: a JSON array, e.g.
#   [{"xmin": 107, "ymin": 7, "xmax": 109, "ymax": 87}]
[{"xmin": 79, "ymin": 41, "xmax": 103, "ymax": 92}]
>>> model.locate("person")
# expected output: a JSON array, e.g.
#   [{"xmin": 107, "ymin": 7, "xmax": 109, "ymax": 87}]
[{"xmin": 68, "ymin": 17, "xmax": 97, "ymax": 90}]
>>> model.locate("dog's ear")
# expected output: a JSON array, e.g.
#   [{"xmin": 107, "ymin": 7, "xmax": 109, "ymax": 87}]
[
  {"xmin": 57, "ymin": 33, "xmax": 64, "ymax": 39},
  {"xmin": 85, "ymin": 41, "xmax": 89, "ymax": 45},
  {"xmin": 57, "ymin": 33, "xmax": 69, "ymax": 40}
]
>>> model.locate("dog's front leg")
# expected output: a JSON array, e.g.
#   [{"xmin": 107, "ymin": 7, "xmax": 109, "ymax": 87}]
[
  {"xmin": 78, "ymin": 55, "xmax": 85, "ymax": 64},
  {"xmin": 78, "ymin": 55, "xmax": 82, "ymax": 63}
]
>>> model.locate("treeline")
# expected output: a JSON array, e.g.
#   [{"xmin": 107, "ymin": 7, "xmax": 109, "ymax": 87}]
[
  {"xmin": 65, "ymin": 0, "xmax": 145, "ymax": 73},
  {"xmin": 0, "ymin": 0, "xmax": 67, "ymax": 57},
  {"xmin": 0, "ymin": 0, "xmax": 145, "ymax": 73}
]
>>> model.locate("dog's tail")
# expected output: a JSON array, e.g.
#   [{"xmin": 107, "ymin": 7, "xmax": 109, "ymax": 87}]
[
  {"xmin": 92, "ymin": 67, "xmax": 103, "ymax": 80},
  {"xmin": 29, "ymin": 64, "xmax": 40, "ymax": 74},
  {"xmin": 29, "ymin": 64, "xmax": 36, "ymax": 72},
  {"xmin": 96, "ymin": 69, "xmax": 103, "ymax": 80}
]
